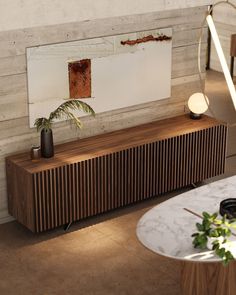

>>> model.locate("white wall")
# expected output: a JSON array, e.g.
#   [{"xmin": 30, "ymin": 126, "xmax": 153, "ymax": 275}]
[{"xmin": 0, "ymin": 0, "xmax": 213, "ymax": 32}]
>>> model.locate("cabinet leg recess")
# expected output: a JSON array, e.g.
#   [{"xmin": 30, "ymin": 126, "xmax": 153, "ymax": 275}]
[
  {"xmin": 191, "ymin": 183, "xmax": 197, "ymax": 188},
  {"xmin": 64, "ymin": 222, "xmax": 73, "ymax": 231}
]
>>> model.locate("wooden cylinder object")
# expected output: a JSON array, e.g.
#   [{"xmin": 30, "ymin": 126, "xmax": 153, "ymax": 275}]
[
  {"xmin": 230, "ymin": 34, "xmax": 236, "ymax": 57},
  {"xmin": 181, "ymin": 261, "xmax": 236, "ymax": 295}
]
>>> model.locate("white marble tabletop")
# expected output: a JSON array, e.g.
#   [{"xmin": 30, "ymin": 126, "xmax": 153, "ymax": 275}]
[{"xmin": 136, "ymin": 176, "xmax": 236, "ymax": 262}]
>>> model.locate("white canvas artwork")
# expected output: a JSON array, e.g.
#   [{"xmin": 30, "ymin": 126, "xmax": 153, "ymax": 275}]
[{"xmin": 27, "ymin": 28, "xmax": 172, "ymax": 127}]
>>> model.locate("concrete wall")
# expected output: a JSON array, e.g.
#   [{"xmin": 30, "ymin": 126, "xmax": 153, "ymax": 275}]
[
  {"xmin": 0, "ymin": 2, "xmax": 211, "ymax": 223},
  {"xmin": 210, "ymin": 0, "xmax": 236, "ymax": 73},
  {"xmin": 0, "ymin": 0, "xmax": 212, "ymax": 31}
]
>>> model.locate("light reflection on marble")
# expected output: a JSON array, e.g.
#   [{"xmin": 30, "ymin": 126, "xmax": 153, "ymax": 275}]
[{"xmin": 136, "ymin": 176, "xmax": 236, "ymax": 262}]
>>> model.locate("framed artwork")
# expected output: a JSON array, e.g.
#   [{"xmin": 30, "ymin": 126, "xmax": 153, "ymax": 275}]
[{"xmin": 27, "ymin": 28, "xmax": 172, "ymax": 127}]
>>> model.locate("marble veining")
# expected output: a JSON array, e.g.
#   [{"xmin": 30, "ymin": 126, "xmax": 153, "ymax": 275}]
[{"xmin": 136, "ymin": 176, "xmax": 236, "ymax": 262}]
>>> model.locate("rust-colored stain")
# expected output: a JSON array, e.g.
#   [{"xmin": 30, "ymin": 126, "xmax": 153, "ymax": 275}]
[
  {"xmin": 121, "ymin": 34, "xmax": 172, "ymax": 46},
  {"xmin": 68, "ymin": 59, "xmax": 91, "ymax": 98}
]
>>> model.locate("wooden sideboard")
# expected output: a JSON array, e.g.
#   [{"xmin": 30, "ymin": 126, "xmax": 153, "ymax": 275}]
[{"xmin": 6, "ymin": 115, "xmax": 227, "ymax": 232}]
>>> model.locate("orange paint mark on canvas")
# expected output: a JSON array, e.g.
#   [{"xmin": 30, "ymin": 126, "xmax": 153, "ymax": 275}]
[
  {"xmin": 121, "ymin": 34, "xmax": 172, "ymax": 46},
  {"xmin": 68, "ymin": 59, "xmax": 91, "ymax": 98}
]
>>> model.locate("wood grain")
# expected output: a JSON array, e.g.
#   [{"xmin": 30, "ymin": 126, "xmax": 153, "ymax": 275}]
[
  {"xmin": 7, "ymin": 114, "xmax": 224, "ymax": 173},
  {"xmin": 230, "ymin": 34, "xmax": 236, "ymax": 57},
  {"xmin": 6, "ymin": 115, "xmax": 227, "ymax": 232},
  {"xmin": 181, "ymin": 261, "xmax": 236, "ymax": 295}
]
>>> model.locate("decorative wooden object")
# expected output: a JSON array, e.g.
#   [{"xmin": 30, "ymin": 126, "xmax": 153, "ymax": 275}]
[
  {"xmin": 230, "ymin": 34, "xmax": 236, "ymax": 78},
  {"xmin": 181, "ymin": 261, "xmax": 236, "ymax": 295},
  {"xmin": 6, "ymin": 115, "xmax": 227, "ymax": 232}
]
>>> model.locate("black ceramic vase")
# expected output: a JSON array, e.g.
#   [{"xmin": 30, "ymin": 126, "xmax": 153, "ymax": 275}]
[{"xmin": 41, "ymin": 128, "xmax": 54, "ymax": 158}]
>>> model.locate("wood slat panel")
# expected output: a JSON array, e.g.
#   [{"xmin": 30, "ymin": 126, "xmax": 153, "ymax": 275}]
[
  {"xmin": 7, "ymin": 116, "xmax": 227, "ymax": 232},
  {"xmin": 8, "ymin": 115, "xmax": 224, "ymax": 173}
]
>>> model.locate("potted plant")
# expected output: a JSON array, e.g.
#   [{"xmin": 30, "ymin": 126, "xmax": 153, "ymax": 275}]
[
  {"xmin": 34, "ymin": 99, "xmax": 95, "ymax": 158},
  {"xmin": 191, "ymin": 211, "xmax": 236, "ymax": 265}
]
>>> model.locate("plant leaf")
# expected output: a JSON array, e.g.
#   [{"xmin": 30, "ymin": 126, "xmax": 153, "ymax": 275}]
[
  {"xmin": 34, "ymin": 117, "xmax": 51, "ymax": 132},
  {"xmin": 47, "ymin": 99, "xmax": 95, "ymax": 129},
  {"xmin": 191, "ymin": 210, "xmax": 235, "ymax": 266},
  {"xmin": 202, "ymin": 212, "xmax": 210, "ymax": 219},
  {"xmin": 34, "ymin": 99, "xmax": 95, "ymax": 132}
]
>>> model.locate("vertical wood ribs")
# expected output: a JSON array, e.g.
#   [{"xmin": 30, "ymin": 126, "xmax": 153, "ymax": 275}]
[{"xmin": 32, "ymin": 125, "xmax": 227, "ymax": 232}]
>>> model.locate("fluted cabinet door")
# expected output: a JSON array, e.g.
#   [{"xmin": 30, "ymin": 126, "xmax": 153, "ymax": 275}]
[{"xmin": 6, "ymin": 115, "xmax": 227, "ymax": 232}]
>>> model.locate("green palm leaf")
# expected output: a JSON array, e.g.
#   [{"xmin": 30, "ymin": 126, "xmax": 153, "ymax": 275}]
[
  {"xmin": 49, "ymin": 99, "xmax": 95, "ymax": 122},
  {"xmin": 34, "ymin": 117, "xmax": 52, "ymax": 132},
  {"xmin": 34, "ymin": 99, "xmax": 95, "ymax": 131}
]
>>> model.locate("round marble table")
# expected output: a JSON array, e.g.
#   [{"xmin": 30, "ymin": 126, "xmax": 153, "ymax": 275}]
[{"xmin": 137, "ymin": 176, "xmax": 236, "ymax": 295}]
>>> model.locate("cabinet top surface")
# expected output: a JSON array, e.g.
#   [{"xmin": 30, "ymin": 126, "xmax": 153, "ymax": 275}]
[{"xmin": 7, "ymin": 114, "xmax": 225, "ymax": 173}]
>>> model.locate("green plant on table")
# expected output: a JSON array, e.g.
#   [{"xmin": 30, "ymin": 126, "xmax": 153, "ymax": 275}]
[
  {"xmin": 192, "ymin": 212, "xmax": 236, "ymax": 265},
  {"xmin": 34, "ymin": 99, "xmax": 95, "ymax": 131}
]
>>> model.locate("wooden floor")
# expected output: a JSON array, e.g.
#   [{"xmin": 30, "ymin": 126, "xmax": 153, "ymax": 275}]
[{"xmin": 0, "ymin": 70, "xmax": 235, "ymax": 295}]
